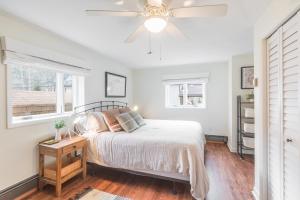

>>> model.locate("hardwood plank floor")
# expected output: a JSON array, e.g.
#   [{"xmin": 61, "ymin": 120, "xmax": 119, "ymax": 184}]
[{"xmin": 25, "ymin": 142, "xmax": 254, "ymax": 200}]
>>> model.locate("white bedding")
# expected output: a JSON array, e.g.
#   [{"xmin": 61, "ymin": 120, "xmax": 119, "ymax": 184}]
[{"xmin": 84, "ymin": 119, "xmax": 209, "ymax": 200}]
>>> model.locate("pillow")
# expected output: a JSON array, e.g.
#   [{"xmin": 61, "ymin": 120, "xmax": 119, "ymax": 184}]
[
  {"xmin": 86, "ymin": 112, "xmax": 109, "ymax": 133},
  {"xmin": 116, "ymin": 113, "xmax": 139, "ymax": 133},
  {"xmin": 102, "ymin": 109, "xmax": 123, "ymax": 132},
  {"xmin": 119, "ymin": 107, "xmax": 131, "ymax": 113},
  {"xmin": 128, "ymin": 111, "xmax": 145, "ymax": 126},
  {"xmin": 73, "ymin": 114, "xmax": 88, "ymax": 135}
]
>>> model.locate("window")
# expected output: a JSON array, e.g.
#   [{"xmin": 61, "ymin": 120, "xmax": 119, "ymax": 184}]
[
  {"xmin": 165, "ymin": 81, "xmax": 206, "ymax": 108},
  {"xmin": 11, "ymin": 65, "xmax": 57, "ymax": 117},
  {"xmin": 7, "ymin": 64, "xmax": 85, "ymax": 127},
  {"xmin": 63, "ymin": 74, "xmax": 73, "ymax": 112}
]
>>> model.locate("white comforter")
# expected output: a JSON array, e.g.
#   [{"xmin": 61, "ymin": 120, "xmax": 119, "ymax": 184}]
[{"xmin": 84, "ymin": 119, "xmax": 209, "ymax": 200}]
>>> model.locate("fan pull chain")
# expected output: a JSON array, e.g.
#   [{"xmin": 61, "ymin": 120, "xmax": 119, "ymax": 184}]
[{"xmin": 147, "ymin": 32, "xmax": 152, "ymax": 55}]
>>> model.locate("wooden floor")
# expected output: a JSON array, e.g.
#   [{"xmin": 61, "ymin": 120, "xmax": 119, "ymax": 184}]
[{"xmin": 26, "ymin": 143, "xmax": 254, "ymax": 200}]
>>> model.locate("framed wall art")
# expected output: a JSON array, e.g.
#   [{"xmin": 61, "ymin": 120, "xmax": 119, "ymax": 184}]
[
  {"xmin": 241, "ymin": 66, "xmax": 254, "ymax": 89},
  {"xmin": 105, "ymin": 72, "xmax": 127, "ymax": 97}
]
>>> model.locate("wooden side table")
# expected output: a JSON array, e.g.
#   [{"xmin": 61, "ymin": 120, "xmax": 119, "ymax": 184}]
[{"xmin": 38, "ymin": 136, "xmax": 87, "ymax": 197}]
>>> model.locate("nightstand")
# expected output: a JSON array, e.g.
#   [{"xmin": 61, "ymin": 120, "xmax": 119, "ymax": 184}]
[{"xmin": 38, "ymin": 136, "xmax": 87, "ymax": 197}]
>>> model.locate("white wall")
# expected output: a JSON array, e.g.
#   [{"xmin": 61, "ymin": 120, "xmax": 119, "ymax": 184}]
[
  {"xmin": 254, "ymin": 1, "xmax": 300, "ymax": 200},
  {"xmin": 0, "ymin": 13, "xmax": 132, "ymax": 190},
  {"xmin": 227, "ymin": 53, "xmax": 254, "ymax": 152},
  {"xmin": 133, "ymin": 62, "xmax": 229, "ymax": 136}
]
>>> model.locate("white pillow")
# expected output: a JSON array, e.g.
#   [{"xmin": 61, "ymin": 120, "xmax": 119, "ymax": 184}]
[
  {"xmin": 86, "ymin": 112, "xmax": 109, "ymax": 133},
  {"xmin": 73, "ymin": 114, "xmax": 88, "ymax": 135}
]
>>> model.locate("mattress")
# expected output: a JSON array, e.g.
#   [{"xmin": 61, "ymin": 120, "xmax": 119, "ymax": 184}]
[{"xmin": 83, "ymin": 119, "xmax": 209, "ymax": 200}]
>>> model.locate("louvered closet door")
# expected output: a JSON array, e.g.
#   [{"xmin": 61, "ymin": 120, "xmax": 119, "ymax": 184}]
[
  {"xmin": 267, "ymin": 28, "xmax": 283, "ymax": 200},
  {"xmin": 267, "ymin": 12, "xmax": 300, "ymax": 200},
  {"xmin": 282, "ymin": 13, "xmax": 300, "ymax": 200}
]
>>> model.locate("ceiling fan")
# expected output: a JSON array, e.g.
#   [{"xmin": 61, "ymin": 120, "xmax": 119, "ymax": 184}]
[{"xmin": 86, "ymin": 0, "xmax": 228, "ymax": 43}]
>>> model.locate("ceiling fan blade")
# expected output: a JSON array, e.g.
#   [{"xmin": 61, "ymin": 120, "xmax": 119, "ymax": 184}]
[
  {"xmin": 165, "ymin": 22, "xmax": 187, "ymax": 40},
  {"xmin": 85, "ymin": 10, "xmax": 140, "ymax": 17},
  {"xmin": 170, "ymin": 4, "xmax": 228, "ymax": 18},
  {"xmin": 147, "ymin": 0, "xmax": 162, "ymax": 7},
  {"xmin": 125, "ymin": 25, "xmax": 147, "ymax": 43}
]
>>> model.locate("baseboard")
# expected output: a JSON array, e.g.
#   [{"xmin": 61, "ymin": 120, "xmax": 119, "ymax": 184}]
[
  {"xmin": 227, "ymin": 143, "xmax": 254, "ymax": 155},
  {"xmin": 205, "ymin": 135, "xmax": 228, "ymax": 144},
  {"xmin": 15, "ymin": 188, "xmax": 38, "ymax": 200},
  {"xmin": 227, "ymin": 142, "xmax": 237, "ymax": 152},
  {"xmin": 0, "ymin": 175, "xmax": 38, "ymax": 200}
]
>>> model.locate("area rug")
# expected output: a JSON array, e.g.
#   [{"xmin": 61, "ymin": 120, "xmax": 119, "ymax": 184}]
[{"xmin": 72, "ymin": 187, "xmax": 131, "ymax": 200}]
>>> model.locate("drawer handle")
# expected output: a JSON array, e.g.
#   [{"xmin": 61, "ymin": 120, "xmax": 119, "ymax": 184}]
[{"xmin": 73, "ymin": 145, "xmax": 76, "ymax": 148}]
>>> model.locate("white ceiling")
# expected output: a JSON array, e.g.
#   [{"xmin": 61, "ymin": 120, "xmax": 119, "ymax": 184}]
[{"xmin": 0, "ymin": 0, "xmax": 271, "ymax": 68}]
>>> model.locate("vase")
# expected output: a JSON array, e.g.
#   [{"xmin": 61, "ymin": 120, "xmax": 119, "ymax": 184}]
[{"xmin": 55, "ymin": 129, "xmax": 62, "ymax": 141}]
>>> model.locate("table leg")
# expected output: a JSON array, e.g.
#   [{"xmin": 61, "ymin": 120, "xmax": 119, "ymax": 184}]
[
  {"xmin": 56, "ymin": 151, "xmax": 62, "ymax": 197},
  {"xmin": 82, "ymin": 145, "xmax": 87, "ymax": 180},
  {"xmin": 38, "ymin": 153, "xmax": 44, "ymax": 190}
]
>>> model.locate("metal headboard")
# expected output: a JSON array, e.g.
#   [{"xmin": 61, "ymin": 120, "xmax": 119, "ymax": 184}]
[{"xmin": 74, "ymin": 101, "xmax": 128, "ymax": 114}]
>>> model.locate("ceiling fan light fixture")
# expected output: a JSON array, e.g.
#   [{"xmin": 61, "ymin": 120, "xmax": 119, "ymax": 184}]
[
  {"xmin": 144, "ymin": 17, "xmax": 167, "ymax": 33},
  {"xmin": 114, "ymin": 0, "xmax": 124, "ymax": 5},
  {"xmin": 183, "ymin": 0, "xmax": 194, "ymax": 7}
]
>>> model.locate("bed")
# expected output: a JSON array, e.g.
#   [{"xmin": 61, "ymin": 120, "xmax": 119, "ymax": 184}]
[{"xmin": 74, "ymin": 101, "xmax": 209, "ymax": 200}]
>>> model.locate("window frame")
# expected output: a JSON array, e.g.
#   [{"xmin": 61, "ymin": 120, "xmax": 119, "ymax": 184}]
[
  {"xmin": 6, "ymin": 64, "xmax": 85, "ymax": 128},
  {"xmin": 165, "ymin": 81, "xmax": 207, "ymax": 109}
]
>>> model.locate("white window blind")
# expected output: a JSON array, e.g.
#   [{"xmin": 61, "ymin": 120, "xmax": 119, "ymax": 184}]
[
  {"xmin": 3, "ymin": 51, "xmax": 90, "ymax": 76},
  {"xmin": 1, "ymin": 37, "xmax": 91, "ymax": 76},
  {"xmin": 162, "ymin": 73, "xmax": 209, "ymax": 84}
]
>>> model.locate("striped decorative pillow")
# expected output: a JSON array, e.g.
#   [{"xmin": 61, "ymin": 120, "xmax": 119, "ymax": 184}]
[
  {"xmin": 128, "ymin": 111, "xmax": 145, "ymax": 126},
  {"xmin": 102, "ymin": 109, "xmax": 123, "ymax": 132},
  {"xmin": 119, "ymin": 107, "xmax": 131, "ymax": 113},
  {"xmin": 116, "ymin": 113, "xmax": 139, "ymax": 133}
]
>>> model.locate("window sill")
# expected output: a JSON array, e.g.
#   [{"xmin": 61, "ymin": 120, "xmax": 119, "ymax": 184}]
[
  {"xmin": 8, "ymin": 113, "xmax": 73, "ymax": 129},
  {"xmin": 165, "ymin": 106, "xmax": 206, "ymax": 109}
]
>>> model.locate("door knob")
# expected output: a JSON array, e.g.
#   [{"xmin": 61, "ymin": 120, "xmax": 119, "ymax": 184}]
[{"xmin": 286, "ymin": 138, "xmax": 293, "ymax": 143}]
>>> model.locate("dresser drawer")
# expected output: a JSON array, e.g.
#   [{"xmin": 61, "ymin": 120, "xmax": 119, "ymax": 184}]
[{"xmin": 62, "ymin": 141, "xmax": 85, "ymax": 155}]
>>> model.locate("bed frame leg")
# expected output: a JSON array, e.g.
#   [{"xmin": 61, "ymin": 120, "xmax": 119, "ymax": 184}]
[{"xmin": 172, "ymin": 182, "xmax": 177, "ymax": 195}]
